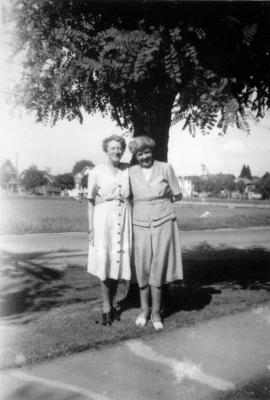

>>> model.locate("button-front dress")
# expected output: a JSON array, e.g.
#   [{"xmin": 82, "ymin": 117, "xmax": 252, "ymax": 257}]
[
  {"xmin": 129, "ymin": 161, "xmax": 183, "ymax": 288},
  {"xmin": 87, "ymin": 163, "xmax": 132, "ymax": 281}
]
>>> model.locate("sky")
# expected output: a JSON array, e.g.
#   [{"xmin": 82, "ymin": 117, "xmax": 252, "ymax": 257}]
[
  {"xmin": 1, "ymin": 108, "xmax": 270, "ymax": 178},
  {"xmin": 1, "ymin": 5, "xmax": 270, "ymax": 178}
]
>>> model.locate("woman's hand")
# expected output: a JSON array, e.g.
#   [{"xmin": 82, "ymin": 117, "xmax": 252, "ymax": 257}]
[
  {"xmin": 172, "ymin": 193, "xmax": 183, "ymax": 202},
  {"xmin": 88, "ymin": 229, "xmax": 94, "ymax": 246}
]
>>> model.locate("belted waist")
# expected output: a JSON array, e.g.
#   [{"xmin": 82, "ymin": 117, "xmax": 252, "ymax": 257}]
[
  {"xmin": 132, "ymin": 197, "xmax": 175, "ymax": 227},
  {"xmin": 95, "ymin": 197, "xmax": 131, "ymax": 205},
  {"xmin": 133, "ymin": 197, "xmax": 171, "ymax": 204},
  {"xmin": 132, "ymin": 213, "xmax": 176, "ymax": 228}
]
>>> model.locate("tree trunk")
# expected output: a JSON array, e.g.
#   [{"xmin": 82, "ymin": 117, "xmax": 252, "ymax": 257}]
[{"xmin": 132, "ymin": 92, "xmax": 175, "ymax": 162}]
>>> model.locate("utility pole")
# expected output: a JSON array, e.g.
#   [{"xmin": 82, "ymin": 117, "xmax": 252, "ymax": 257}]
[{"xmin": 15, "ymin": 153, "xmax": 18, "ymax": 176}]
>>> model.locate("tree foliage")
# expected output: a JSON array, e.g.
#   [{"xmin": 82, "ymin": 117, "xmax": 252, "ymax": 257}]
[
  {"xmin": 235, "ymin": 179, "xmax": 246, "ymax": 195},
  {"xmin": 21, "ymin": 166, "xmax": 46, "ymax": 190},
  {"xmin": 191, "ymin": 173, "xmax": 235, "ymax": 196},
  {"xmin": 55, "ymin": 173, "xmax": 74, "ymax": 189},
  {"xmin": 12, "ymin": 1, "xmax": 270, "ymax": 160},
  {"xmin": 257, "ymin": 172, "xmax": 270, "ymax": 199},
  {"xmin": 72, "ymin": 159, "xmax": 94, "ymax": 176},
  {"xmin": 239, "ymin": 164, "xmax": 252, "ymax": 179}
]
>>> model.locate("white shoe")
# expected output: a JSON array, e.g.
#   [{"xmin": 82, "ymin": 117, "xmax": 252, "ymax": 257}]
[
  {"xmin": 150, "ymin": 315, "xmax": 163, "ymax": 330},
  {"xmin": 135, "ymin": 315, "xmax": 147, "ymax": 327}
]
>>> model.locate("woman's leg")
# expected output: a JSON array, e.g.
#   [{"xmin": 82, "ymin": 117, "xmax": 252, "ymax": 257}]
[
  {"xmin": 151, "ymin": 285, "xmax": 162, "ymax": 322},
  {"xmin": 100, "ymin": 279, "xmax": 111, "ymax": 312},
  {"xmin": 109, "ymin": 279, "xmax": 118, "ymax": 307},
  {"xmin": 109, "ymin": 279, "xmax": 121, "ymax": 319},
  {"xmin": 139, "ymin": 284, "xmax": 150, "ymax": 317}
]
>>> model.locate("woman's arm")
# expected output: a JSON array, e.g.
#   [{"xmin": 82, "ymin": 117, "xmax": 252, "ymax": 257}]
[
  {"xmin": 87, "ymin": 167, "xmax": 97, "ymax": 245},
  {"xmin": 167, "ymin": 164, "xmax": 183, "ymax": 201},
  {"xmin": 88, "ymin": 199, "xmax": 95, "ymax": 245}
]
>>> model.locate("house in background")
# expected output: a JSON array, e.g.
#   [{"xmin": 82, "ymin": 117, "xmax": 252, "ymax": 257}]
[
  {"xmin": 234, "ymin": 177, "xmax": 261, "ymax": 199},
  {"xmin": 177, "ymin": 176, "xmax": 193, "ymax": 198},
  {"xmin": 36, "ymin": 171, "xmax": 61, "ymax": 196},
  {"xmin": 18, "ymin": 169, "xmax": 61, "ymax": 196},
  {"xmin": 0, "ymin": 160, "xmax": 18, "ymax": 193}
]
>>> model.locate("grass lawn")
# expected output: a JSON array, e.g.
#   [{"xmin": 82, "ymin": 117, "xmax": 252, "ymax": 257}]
[
  {"xmin": 0, "ymin": 197, "xmax": 270, "ymax": 234},
  {"xmin": 0, "ymin": 244, "xmax": 269, "ymax": 370}
]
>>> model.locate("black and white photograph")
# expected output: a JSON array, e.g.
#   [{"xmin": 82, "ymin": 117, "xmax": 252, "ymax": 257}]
[{"xmin": 0, "ymin": 0, "xmax": 270, "ymax": 399}]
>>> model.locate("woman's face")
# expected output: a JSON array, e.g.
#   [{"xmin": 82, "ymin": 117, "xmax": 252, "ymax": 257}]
[
  {"xmin": 135, "ymin": 148, "xmax": 154, "ymax": 168},
  {"xmin": 106, "ymin": 140, "xmax": 124, "ymax": 164}
]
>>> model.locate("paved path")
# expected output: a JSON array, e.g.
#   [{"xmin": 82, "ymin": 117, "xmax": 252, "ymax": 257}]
[
  {"xmin": 1, "ymin": 227, "xmax": 270, "ymax": 270},
  {"xmin": 1, "ymin": 303, "xmax": 270, "ymax": 400}
]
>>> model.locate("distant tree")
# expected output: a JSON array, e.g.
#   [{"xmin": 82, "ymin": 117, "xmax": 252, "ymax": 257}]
[
  {"xmin": 235, "ymin": 179, "xmax": 245, "ymax": 194},
  {"xmin": 72, "ymin": 160, "xmax": 94, "ymax": 176},
  {"xmin": 191, "ymin": 173, "xmax": 235, "ymax": 196},
  {"xmin": 240, "ymin": 164, "xmax": 247, "ymax": 178},
  {"xmin": 245, "ymin": 165, "xmax": 252, "ymax": 180},
  {"xmin": 225, "ymin": 174, "xmax": 236, "ymax": 193},
  {"xmin": 257, "ymin": 172, "xmax": 270, "ymax": 199},
  {"xmin": 191, "ymin": 176, "xmax": 204, "ymax": 193},
  {"xmin": 211, "ymin": 173, "xmax": 236, "ymax": 196},
  {"xmin": 55, "ymin": 173, "xmax": 74, "ymax": 190},
  {"xmin": 239, "ymin": 164, "xmax": 252, "ymax": 179},
  {"xmin": 21, "ymin": 165, "xmax": 46, "ymax": 191},
  {"xmin": 72, "ymin": 159, "xmax": 94, "ymax": 188}
]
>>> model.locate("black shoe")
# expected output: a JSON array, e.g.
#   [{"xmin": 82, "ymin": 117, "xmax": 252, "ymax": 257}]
[{"xmin": 102, "ymin": 311, "xmax": 113, "ymax": 326}]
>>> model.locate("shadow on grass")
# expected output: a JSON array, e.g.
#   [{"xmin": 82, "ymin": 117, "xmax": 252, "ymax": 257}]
[
  {"xmin": 161, "ymin": 244, "xmax": 270, "ymax": 317},
  {"xmin": 183, "ymin": 244, "xmax": 270, "ymax": 289},
  {"xmin": 1, "ymin": 245, "xmax": 269, "ymax": 320},
  {"xmin": 0, "ymin": 250, "xmax": 100, "ymax": 319}
]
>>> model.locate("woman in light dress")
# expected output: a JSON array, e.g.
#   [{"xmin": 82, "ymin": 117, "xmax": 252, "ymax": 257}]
[
  {"xmin": 87, "ymin": 135, "xmax": 132, "ymax": 326},
  {"xmin": 129, "ymin": 136, "xmax": 183, "ymax": 330}
]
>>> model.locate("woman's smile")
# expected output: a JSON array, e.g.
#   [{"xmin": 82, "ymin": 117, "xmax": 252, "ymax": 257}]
[
  {"xmin": 106, "ymin": 140, "xmax": 124, "ymax": 165},
  {"xmin": 136, "ymin": 148, "xmax": 154, "ymax": 168}
]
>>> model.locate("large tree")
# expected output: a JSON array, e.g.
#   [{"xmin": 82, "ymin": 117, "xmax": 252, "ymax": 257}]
[
  {"xmin": 258, "ymin": 172, "xmax": 270, "ymax": 199},
  {"xmin": 55, "ymin": 173, "xmax": 74, "ymax": 189},
  {"xmin": 21, "ymin": 165, "xmax": 46, "ymax": 191},
  {"xmin": 13, "ymin": 1, "xmax": 270, "ymax": 160}
]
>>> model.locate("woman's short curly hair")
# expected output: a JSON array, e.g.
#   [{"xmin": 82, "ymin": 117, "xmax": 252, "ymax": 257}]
[
  {"xmin": 102, "ymin": 135, "xmax": 126, "ymax": 153},
  {"xmin": 128, "ymin": 136, "xmax": 156, "ymax": 155}
]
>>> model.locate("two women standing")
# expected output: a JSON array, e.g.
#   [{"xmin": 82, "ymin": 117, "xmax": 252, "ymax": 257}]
[{"xmin": 87, "ymin": 134, "xmax": 183, "ymax": 329}]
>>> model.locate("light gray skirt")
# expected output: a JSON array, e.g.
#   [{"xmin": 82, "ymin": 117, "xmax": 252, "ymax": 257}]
[{"xmin": 133, "ymin": 218, "xmax": 183, "ymax": 287}]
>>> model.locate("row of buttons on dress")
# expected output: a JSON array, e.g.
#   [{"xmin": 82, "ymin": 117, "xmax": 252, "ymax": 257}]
[{"xmin": 117, "ymin": 184, "xmax": 123, "ymax": 263}]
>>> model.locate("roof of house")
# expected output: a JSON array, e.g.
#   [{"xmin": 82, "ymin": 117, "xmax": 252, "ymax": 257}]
[
  {"xmin": 235, "ymin": 177, "xmax": 254, "ymax": 185},
  {"xmin": 0, "ymin": 160, "xmax": 16, "ymax": 175},
  {"xmin": 42, "ymin": 172, "xmax": 56, "ymax": 183}
]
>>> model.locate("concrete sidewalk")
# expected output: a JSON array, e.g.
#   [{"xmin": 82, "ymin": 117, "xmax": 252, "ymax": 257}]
[
  {"xmin": 1, "ymin": 227, "xmax": 270, "ymax": 271},
  {"xmin": 1, "ymin": 303, "xmax": 270, "ymax": 400}
]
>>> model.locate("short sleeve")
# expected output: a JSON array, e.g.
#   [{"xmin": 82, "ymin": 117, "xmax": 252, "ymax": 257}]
[
  {"xmin": 87, "ymin": 167, "xmax": 98, "ymax": 200},
  {"xmin": 166, "ymin": 164, "xmax": 181, "ymax": 196}
]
